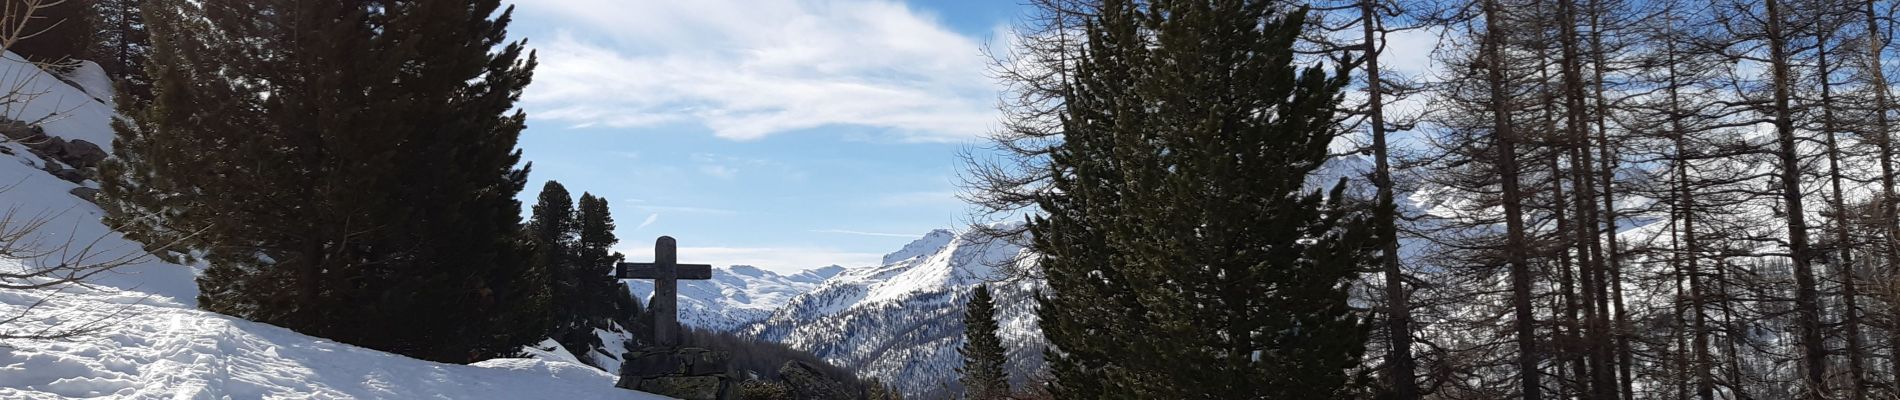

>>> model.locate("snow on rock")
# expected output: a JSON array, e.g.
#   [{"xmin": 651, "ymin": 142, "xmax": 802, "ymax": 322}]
[
  {"xmin": 0, "ymin": 55, "xmax": 665, "ymax": 399},
  {"xmin": 623, "ymin": 264, "xmax": 834, "ymax": 331},
  {"xmin": 879, "ymin": 229, "xmax": 954, "ymax": 265},
  {"xmin": 741, "ymin": 226, "xmax": 1044, "ymax": 398},
  {"xmin": 59, "ymin": 61, "xmax": 113, "ymax": 105},
  {"xmin": 0, "ymin": 52, "xmax": 114, "ymax": 152}
]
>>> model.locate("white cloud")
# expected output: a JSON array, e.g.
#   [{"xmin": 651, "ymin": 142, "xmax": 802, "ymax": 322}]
[
  {"xmin": 636, "ymin": 213, "xmax": 660, "ymax": 229},
  {"xmin": 513, "ymin": 0, "xmax": 1001, "ymax": 142},
  {"xmin": 700, "ymin": 164, "xmax": 739, "ymax": 179},
  {"xmin": 616, "ymin": 244, "xmax": 884, "ymax": 274}
]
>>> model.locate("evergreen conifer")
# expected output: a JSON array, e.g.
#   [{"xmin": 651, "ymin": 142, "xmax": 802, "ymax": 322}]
[
  {"xmin": 959, "ymin": 285, "xmax": 1011, "ymax": 400},
  {"xmin": 101, "ymin": 0, "xmax": 543, "ymax": 362},
  {"xmin": 1031, "ymin": 0, "xmax": 1375, "ymax": 397}
]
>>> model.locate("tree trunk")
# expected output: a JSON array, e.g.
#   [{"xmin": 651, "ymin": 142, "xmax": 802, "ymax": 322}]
[
  {"xmin": 1483, "ymin": 1, "xmax": 1543, "ymax": 397},
  {"xmin": 1361, "ymin": 0, "xmax": 1417, "ymax": 397},
  {"xmin": 1815, "ymin": 31, "xmax": 1869, "ymax": 400},
  {"xmin": 1763, "ymin": 1, "xmax": 1829, "ymax": 397}
]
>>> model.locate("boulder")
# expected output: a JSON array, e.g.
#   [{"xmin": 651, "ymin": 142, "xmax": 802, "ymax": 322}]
[
  {"xmin": 45, "ymin": 164, "xmax": 85, "ymax": 183},
  {"xmin": 0, "ymin": 120, "xmax": 43, "ymax": 141},
  {"xmin": 61, "ymin": 140, "xmax": 106, "ymax": 168}
]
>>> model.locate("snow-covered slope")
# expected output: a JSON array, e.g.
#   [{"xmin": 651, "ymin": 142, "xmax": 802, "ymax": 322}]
[
  {"xmin": 741, "ymin": 228, "xmax": 1045, "ymax": 398},
  {"xmin": 0, "ymin": 52, "xmax": 662, "ymax": 399},
  {"xmin": 624, "ymin": 264, "xmax": 844, "ymax": 331}
]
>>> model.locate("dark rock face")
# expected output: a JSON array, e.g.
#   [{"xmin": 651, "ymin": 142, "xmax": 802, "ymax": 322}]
[
  {"xmin": 617, "ymin": 346, "xmax": 735, "ymax": 400},
  {"xmin": 2, "ymin": 119, "xmax": 109, "ymax": 184},
  {"xmin": 778, "ymin": 360, "xmax": 855, "ymax": 400},
  {"xmin": 61, "ymin": 140, "xmax": 107, "ymax": 168}
]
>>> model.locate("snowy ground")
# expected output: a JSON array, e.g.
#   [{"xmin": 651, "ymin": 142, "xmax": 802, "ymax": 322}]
[
  {"xmin": 0, "ymin": 278, "xmax": 647, "ymax": 399},
  {"xmin": 0, "ymin": 53, "xmax": 666, "ymax": 399}
]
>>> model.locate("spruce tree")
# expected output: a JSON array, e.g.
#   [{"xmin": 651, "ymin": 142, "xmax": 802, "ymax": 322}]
[
  {"xmin": 959, "ymin": 285, "xmax": 1010, "ymax": 400},
  {"xmin": 101, "ymin": 0, "xmax": 543, "ymax": 362},
  {"xmin": 576, "ymin": 193, "xmax": 622, "ymax": 326},
  {"xmin": 1031, "ymin": 0, "xmax": 1375, "ymax": 397},
  {"xmin": 530, "ymin": 181, "xmax": 591, "ymax": 355}
]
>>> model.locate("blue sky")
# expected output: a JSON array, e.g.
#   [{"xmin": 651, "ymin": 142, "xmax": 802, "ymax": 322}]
[{"xmin": 500, "ymin": 1, "xmax": 1026, "ymax": 273}]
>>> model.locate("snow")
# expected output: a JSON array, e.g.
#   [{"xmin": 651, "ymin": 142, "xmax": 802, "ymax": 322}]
[
  {"xmin": 623, "ymin": 264, "xmax": 835, "ymax": 331},
  {"xmin": 742, "ymin": 226, "xmax": 1042, "ymax": 397},
  {"xmin": 0, "ymin": 281, "xmax": 651, "ymax": 399},
  {"xmin": 0, "ymin": 52, "xmax": 115, "ymax": 151},
  {"xmin": 0, "ymin": 53, "xmax": 667, "ymax": 399}
]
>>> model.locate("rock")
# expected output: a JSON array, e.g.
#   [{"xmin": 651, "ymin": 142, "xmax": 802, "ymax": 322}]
[
  {"xmin": 634, "ymin": 376, "xmax": 726, "ymax": 400},
  {"xmin": 0, "ymin": 120, "xmax": 43, "ymax": 141},
  {"xmin": 617, "ymin": 346, "xmax": 734, "ymax": 400},
  {"xmin": 61, "ymin": 140, "xmax": 106, "ymax": 168},
  {"xmin": 22, "ymin": 134, "xmax": 66, "ymax": 155},
  {"xmin": 45, "ymin": 164, "xmax": 85, "ymax": 183},
  {"xmin": 69, "ymin": 187, "xmax": 99, "ymax": 202},
  {"xmin": 778, "ymin": 360, "xmax": 854, "ymax": 400}
]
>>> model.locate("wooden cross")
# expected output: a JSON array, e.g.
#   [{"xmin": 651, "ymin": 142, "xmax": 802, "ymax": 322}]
[{"xmin": 617, "ymin": 236, "xmax": 712, "ymax": 347}]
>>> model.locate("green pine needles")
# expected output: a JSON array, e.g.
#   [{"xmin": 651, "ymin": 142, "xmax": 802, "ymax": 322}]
[
  {"xmin": 101, "ymin": 0, "xmax": 544, "ymax": 363},
  {"xmin": 1029, "ymin": 0, "xmax": 1379, "ymax": 397},
  {"xmin": 959, "ymin": 285, "xmax": 1011, "ymax": 399}
]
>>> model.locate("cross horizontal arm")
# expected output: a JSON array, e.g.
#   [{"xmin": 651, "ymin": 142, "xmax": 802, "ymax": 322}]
[{"xmin": 617, "ymin": 263, "xmax": 714, "ymax": 280}]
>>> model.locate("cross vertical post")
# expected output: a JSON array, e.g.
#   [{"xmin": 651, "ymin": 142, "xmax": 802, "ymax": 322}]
[{"xmin": 617, "ymin": 236, "xmax": 712, "ymax": 347}]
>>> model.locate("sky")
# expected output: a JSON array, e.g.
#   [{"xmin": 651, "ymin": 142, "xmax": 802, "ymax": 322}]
[{"xmin": 500, "ymin": 0, "xmax": 1027, "ymax": 273}]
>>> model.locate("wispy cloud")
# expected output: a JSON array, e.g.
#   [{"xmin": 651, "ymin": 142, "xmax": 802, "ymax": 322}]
[
  {"xmin": 512, "ymin": 0, "xmax": 1000, "ymax": 142},
  {"xmin": 868, "ymin": 190, "xmax": 961, "ymax": 208},
  {"xmin": 630, "ymin": 205, "xmax": 738, "ymax": 215},
  {"xmin": 810, "ymin": 229, "xmax": 919, "ymax": 238},
  {"xmin": 699, "ymin": 165, "xmax": 739, "ymax": 179},
  {"xmin": 636, "ymin": 213, "xmax": 660, "ymax": 229}
]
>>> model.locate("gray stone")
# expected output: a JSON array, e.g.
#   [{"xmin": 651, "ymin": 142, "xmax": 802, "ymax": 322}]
[
  {"xmin": 69, "ymin": 187, "xmax": 99, "ymax": 202},
  {"xmin": 0, "ymin": 120, "xmax": 42, "ymax": 141},
  {"xmin": 45, "ymin": 164, "xmax": 85, "ymax": 183},
  {"xmin": 61, "ymin": 140, "xmax": 107, "ymax": 168},
  {"xmin": 617, "ymin": 346, "xmax": 735, "ymax": 400}
]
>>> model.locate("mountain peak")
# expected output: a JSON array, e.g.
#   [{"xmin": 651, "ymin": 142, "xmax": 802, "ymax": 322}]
[
  {"xmin": 727, "ymin": 265, "xmax": 769, "ymax": 277},
  {"xmin": 881, "ymin": 229, "xmax": 956, "ymax": 265}
]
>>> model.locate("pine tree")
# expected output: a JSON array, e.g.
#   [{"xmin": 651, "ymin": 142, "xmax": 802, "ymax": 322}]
[
  {"xmin": 959, "ymin": 285, "xmax": 1010, "ymax": 400},
  {"xmin": 530, "ymin": 181, "xmax": 592, "ymax": 355},
  {"xmin": 101, "ymin": 0, "xmax": 542, "ymax": 362},
  {"xmin": 1031, "ymin": 0, "xmax": 1376, "ymax": 397},
  {"xmin": 576, "ymin": 193, "xmax": 622, "ymax": 326}
]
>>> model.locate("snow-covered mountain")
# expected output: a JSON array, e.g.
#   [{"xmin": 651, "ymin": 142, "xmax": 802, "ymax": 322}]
[
  {"xmin": 0, "ymin": 53, "xmax": 661, "ymax": 399},
  {"xmin": 625, "ymin": 264, "xmax": 845, "ymax": 331},
  {"xmin": 740, "ymin": 228, "xmax": 1046, "ymax": 398}
]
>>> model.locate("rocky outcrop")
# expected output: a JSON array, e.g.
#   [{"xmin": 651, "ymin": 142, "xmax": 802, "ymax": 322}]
[
  {"xmin": 2, "ymin": 119, "xmax": 110, "ymax": 186},
  {"xmin": 777, "ymin": 360, "xmax": 855, "ymax": 400},
  {"xmin": 616, "ymin": 346, "xmax": 735, "ymax": 400}
]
